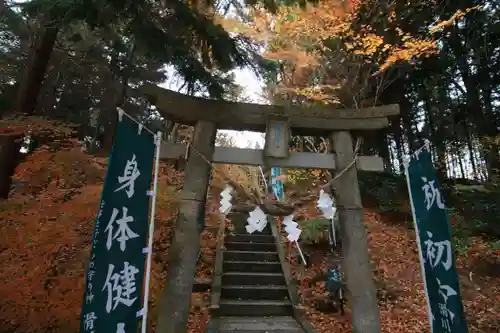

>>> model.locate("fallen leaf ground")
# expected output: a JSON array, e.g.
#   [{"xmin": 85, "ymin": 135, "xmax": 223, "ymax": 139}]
[
  {"xmin": 288, "ymin": 210, "xmax": 500, "ymax": 333},
  {"xmin": 0, "ymin": 150, "xmax": 498, "ymax": 333}
]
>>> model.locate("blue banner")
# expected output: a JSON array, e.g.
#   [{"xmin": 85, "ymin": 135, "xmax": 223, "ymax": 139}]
[
  {"xmin": 405, "ymin": 143, "xmax": 468, "ymax": 333},
  {"xmin": 271, "ymin": 167, "xmax": 284, "ymax": 201},
  {"xmin": 80, "ymin": 114, "xmax": 155, "ymax": 333}
]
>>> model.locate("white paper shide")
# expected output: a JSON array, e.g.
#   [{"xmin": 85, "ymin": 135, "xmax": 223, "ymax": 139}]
[
  {"xmin": 283, "ymin": 214, "xmax": 302, "ymax": 242},
  {"xmin": 246, "ymin": 206, "xmax": 268, "ymax": 233},
  {"xmin": 219, "ymin": 185, "xmax": 233, "ymax": 214},
  {"xmin": 317, "ymin": 189, "xmax": 337, "ymax": 219}
]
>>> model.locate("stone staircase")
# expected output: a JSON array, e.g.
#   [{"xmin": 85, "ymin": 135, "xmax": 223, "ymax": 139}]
[{"xmin": 207, "ymin": 213, "xmax": 307, "ymax": 333}]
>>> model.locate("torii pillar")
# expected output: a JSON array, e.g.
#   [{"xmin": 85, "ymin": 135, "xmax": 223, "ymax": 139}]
[
  {"xmin": 155, "ymin": 120, "xmax": 216, "ymax": 333},
  {"xmin": 332, "ymin": 131, "xmax": 380, "ymax": 333}
]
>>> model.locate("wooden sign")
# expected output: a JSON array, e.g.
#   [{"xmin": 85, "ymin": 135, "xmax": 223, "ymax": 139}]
[{"xmin": 264, "ymin": 117, "xmax": 290, "ymax": 159}]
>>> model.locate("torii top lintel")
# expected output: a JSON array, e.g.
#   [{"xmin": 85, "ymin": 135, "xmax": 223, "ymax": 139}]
[{"xmin": 141, "ymin": 84, "xmax": 400, "ymax": 136}]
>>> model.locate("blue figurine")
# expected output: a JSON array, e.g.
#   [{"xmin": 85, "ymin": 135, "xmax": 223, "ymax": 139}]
[{"xmin": 325, "ymin": 266, "xmax": 345, "ymax": 315}]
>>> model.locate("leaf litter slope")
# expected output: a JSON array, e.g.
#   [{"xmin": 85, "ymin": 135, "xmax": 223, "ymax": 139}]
[
  {"xmin": 289, "ymin": 208, "xmax": 499, "ymax": 333},
  {"xmin": 0, "ymin": 148, "xmax": 181, "ymax": 333}
]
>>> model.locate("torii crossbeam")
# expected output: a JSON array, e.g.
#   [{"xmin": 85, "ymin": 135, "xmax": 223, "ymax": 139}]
[{"xmin": 141, "ymin": 83, "xmax": 399, "ymax": 135}]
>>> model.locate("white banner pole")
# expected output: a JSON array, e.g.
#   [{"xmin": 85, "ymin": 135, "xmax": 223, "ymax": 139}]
[
  {"xmin": 331, "ymin": 217, "xmax": 336, "ymax": 246},
  {"xmin": 259, "ymin": 166, "xmax": 268, "ymax": 190},
  {"xmin": 403, "ymin": 150, "xmax": 434, "ymax": 333},
  {"xmin": 295, "ymin": 240, "xmax": 307, "ymax": 266},
  {"xmin": 141, "ymin": 131, "xmax": 162, "ymax": 333}
]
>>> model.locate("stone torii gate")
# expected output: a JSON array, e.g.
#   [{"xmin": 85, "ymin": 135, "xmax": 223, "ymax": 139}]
[{"xmin": 141, "ymin": 83, "xmax": 399, "ymax": 333}]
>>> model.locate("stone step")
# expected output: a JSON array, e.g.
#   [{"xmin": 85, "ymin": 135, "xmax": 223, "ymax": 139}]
[
  {"xmin": 221, "ymin": 285, "xmax": 289, "ymax": 301},
  {"xmin": 222, "ymin": 272, "xmax": 285, "ymax": 286},
  {"xmin": 225, "ymin": 234, "xmax": 275, "ymax": 244},
  {"xmin": 223, "ymin": 260, "xmax": 282, "ymax": 273},
  {"xmin": 216, "ymin": 316, "xmax": 304, "ymax": 332},
  {"xmin": 218, "ymin": 300, "xmax": 293, "ymax": 317},
  {"xmin": 219, "ymin": 328, "xmax": 296, "ymax": 333},
  {"xmin": 227, "ymin": 212, "xmax": 248, "ymax": 221},
  {"xmin": 229, "ymin": 225, "xmax": 273, "ymax": 235},
  {"xmin": 225, "ymin": 241, "xmax": 276, "ymax": 252},
  {"xmin": 223, "ymin": 250, "xmax": 279, "ymax": 262},
  {"xmin": 218, "ymin": 328, "xmax": 304, "ymax": 333}
]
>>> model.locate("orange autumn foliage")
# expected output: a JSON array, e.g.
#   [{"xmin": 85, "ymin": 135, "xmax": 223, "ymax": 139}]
[
  {"xmin": 12, "ymin": 148, "xmax": 105, "ymax": 197},
  {"xmin": 0, "ymin": 147, "xmax": 183, "ymax": 333},
  {"xmin": 0, "ymin": 140, "xmax": 221, "ymax": 333},
  {"xmin": 0, "ymin": 159, "xmax": 104, "ymax": 332},
  {"xmin": 0, "ymin": 117, "xmax": 77, "ymax": 144},
  {"xmin": 222, "ymin": 0, "xmax": 475, "ymax": 106}
]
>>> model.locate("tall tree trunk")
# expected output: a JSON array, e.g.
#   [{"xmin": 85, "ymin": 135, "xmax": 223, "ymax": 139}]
[
  {"xmin": 421, "ymin": 85, "xmax": 447, "ymax": 182},
  {"xmin": 479, "ymin": 60, "xmax": 499, "ymax": 181},
  {"xmin": 103, "ymin": 42, "xmax": 137, "ymax": 151},
  {"xmin": 463, "ymin": 125, "xmax": 478, "ymax": 179},
  {"xmin": 456, "ymin": 147, "xmax": 466, "ymax": 179},
  {"xmin": 450, "ymin": 120, "xmax": 466, "ymax": 179},
  {"xmin": 41, "ymin": 71, "xmax": 63, "ymax": 118},
  {"xmin": 0, "ymin": 16, "xmax": 59, "ymax": 199},
  {"xmin": 435, "ymin": 86, "xmax": 450, "ymax": 181},
  {"xmin": 449, "ymin": 24, "xmax": 499, "ymax": 180},
  {"xmin": 400, "ymin": 93, "xmax": 418, "ymax": 152},
  {"xmin": 375, "ymin": 130, "xmax": 391, "ymax": 171},
  {"xmin": 458, "ymin": 158, "xmax": 465, "ymax": 179},
  {"xmin": 13, "ymin": 17, "xmax": 59, "ymax": 117},
  {"xmin": 391, "ymin": 117, "xmax": 404, "ymax": 173},
  {"xmin": 380, "ymin": 78, "xmax": 406, "ymax": 171},
  {"xmin": 0, "ymin": 135, "xmax": 21, "ymax": 199}
]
